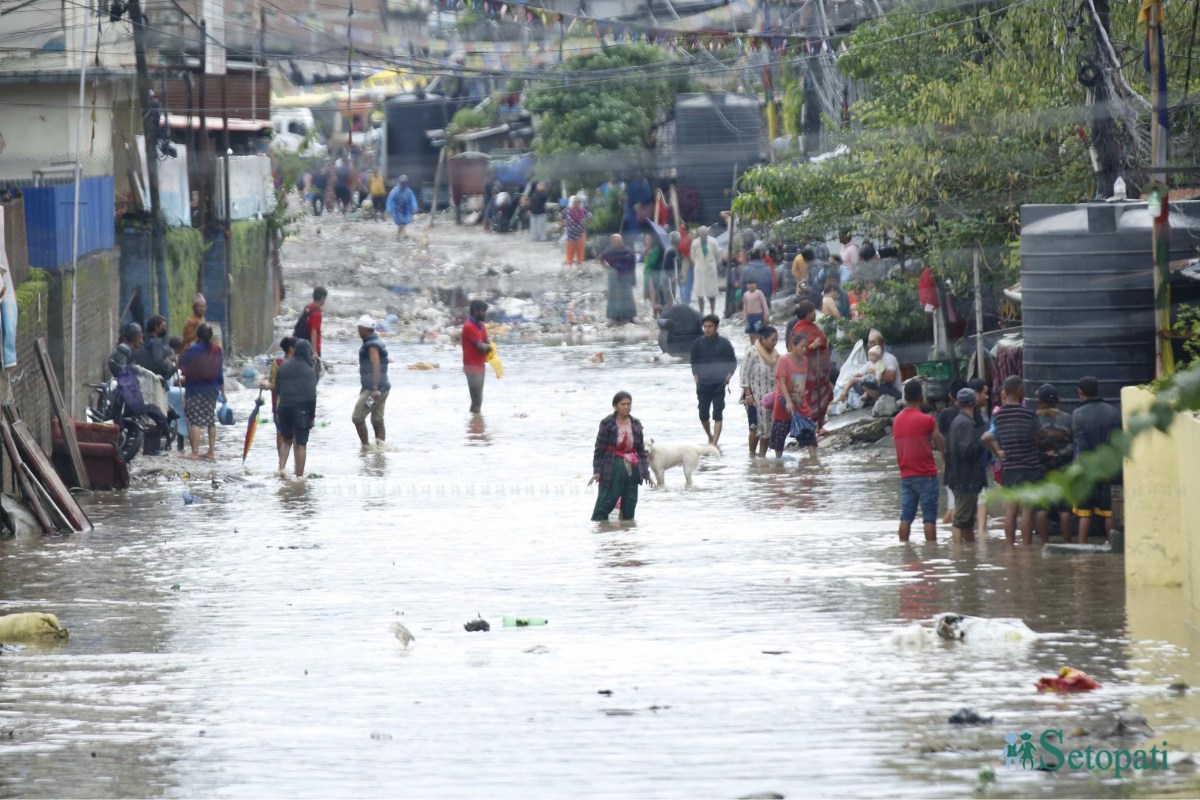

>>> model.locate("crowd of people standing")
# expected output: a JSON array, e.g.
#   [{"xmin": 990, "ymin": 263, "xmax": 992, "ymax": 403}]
[{"xmin": 894, "ymin": 373, "xmax": 1123, "ymax": 546}]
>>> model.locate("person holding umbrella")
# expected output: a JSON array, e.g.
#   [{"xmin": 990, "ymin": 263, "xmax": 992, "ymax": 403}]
[{"xmin": 274, "ymin": 339, "xmax": 319, "ymax": 477}]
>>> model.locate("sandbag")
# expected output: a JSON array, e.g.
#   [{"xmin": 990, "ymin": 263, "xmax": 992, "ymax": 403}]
[{"xmin": 0, "ymin": 611, "xmax": 69, "ymax": 642}]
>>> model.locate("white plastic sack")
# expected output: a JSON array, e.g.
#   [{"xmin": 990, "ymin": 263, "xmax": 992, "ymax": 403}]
[{"xmin": 833, "ymin": 340, "xmax": 868, "ymax": 400}]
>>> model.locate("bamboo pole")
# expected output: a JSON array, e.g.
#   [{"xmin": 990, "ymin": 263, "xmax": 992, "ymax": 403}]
[
  {"xmin": 973, "ymin": 245, "xmax": 986, "ymax": 381},
  {"xmin": 429, "ymin": 144, "xmax": 446, "ymax": 230}
]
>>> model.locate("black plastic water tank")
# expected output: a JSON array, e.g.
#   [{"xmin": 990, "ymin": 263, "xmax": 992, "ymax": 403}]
[
  {"xmin": 1020, "ymin": 200, "xmax": 1200, "ymax": 410},
  {"xmin": 657, "ymin": 303, "xmax": 703, "ymax": 356},
  {"xmin": 384, "ymin": 94, "xmax": 469, "ymax": 194},
  {"xmin": 674, "ymin": 93, "xmax": 763, "ymax": 222}
]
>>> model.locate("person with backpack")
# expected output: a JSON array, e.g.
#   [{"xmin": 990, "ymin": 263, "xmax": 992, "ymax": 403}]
[
  {"xmin": 275, "ymin": 339, "xmax": 319, "ymax": 477},
  {"xmin": 293, "ymin": 286, "xmax": 326, "ymax": 360}
]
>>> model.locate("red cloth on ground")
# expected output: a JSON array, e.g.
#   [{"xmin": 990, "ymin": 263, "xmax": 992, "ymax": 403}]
[{"xmin": 1036, "ymin": 667, "xmax": 1101, "ymax": 693}]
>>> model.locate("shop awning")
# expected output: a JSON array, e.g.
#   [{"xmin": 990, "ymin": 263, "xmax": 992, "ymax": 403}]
[{"xmin": 167, "ymin": 114, "xmax": 270, "ymax": 133}]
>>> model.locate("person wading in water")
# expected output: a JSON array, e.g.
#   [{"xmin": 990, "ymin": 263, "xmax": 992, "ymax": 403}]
[{"xmin": 590, "ymin": 391, "xmax": 654, "ymax": 521}]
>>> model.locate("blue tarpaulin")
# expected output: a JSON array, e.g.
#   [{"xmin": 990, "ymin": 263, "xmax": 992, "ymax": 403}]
[{"xmin": 492, "ymin": 153, "xmax": 534, "ymax": 187}]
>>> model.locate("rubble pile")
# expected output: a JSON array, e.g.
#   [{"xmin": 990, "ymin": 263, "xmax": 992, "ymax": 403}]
[{"xmin": 273, "ymin": 210, "xmax": 630, "ymax": 354}]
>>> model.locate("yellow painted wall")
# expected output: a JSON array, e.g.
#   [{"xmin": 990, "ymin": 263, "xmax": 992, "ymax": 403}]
[{"xmin": 1122, "ymin": 386, "xmax": 1187, "ymax": 589}]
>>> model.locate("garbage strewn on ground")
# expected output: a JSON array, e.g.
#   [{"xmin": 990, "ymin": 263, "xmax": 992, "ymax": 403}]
[{"xmin": 1036, "ymin": 666, "xmax": 1102, "ymax": 693}]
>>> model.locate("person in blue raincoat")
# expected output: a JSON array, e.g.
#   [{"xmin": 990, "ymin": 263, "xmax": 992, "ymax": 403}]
[{"xmin": 385, "ymin": 175, "xmax": 419, "ymax": 238}]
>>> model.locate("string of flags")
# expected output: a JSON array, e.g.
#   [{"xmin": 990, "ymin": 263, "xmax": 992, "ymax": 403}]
[{"xmin": 431, "ymin": 0, "xmax": 840, "ymax": 54}]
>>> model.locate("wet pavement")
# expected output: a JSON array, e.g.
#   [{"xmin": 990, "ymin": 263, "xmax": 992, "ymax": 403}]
[{"xmin": 3, "ymin": 218, "xmax": 1200, "ymax": 798}]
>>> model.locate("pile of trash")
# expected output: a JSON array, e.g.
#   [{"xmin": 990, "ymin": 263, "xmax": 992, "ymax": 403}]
[{"xmin": 274, "ymin": 211, "xmax": 642, "ymax": 350}]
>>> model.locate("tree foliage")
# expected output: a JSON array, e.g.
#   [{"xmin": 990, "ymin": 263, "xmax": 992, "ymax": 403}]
[
  {"xmin": 525, "ymin": 45, "xmax": 689, "ymax": 185},
  {"xmin": 734, "ymin": 0, "xmax": 1094, "ymax": 284}
]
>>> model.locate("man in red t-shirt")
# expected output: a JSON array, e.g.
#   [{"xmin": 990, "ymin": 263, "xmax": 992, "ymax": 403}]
[
  {"xmin": 295, "ymin": 286, "xmax": 327, "ymax": 361},
  {"xmin": 461, "ymin": 299, "xmax": 492, "ymax": 414},
  {"xmin": 892, "ymin": 380, "xmax": 945, "ymax": 542}
]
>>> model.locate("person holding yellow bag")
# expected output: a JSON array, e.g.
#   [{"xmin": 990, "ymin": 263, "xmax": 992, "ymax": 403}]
[{"xmin": 462, "ymin": 300, "xmax": 494, "ymax": 414}]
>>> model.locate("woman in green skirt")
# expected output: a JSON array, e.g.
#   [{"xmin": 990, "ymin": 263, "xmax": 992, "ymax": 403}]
[{"xmin": 590, "ymin": 391, "xmax": 654, "ymax": 521}]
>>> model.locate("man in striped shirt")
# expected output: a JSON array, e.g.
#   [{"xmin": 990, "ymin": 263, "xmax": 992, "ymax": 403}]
[{"xmin": 983, "ymin": 375, "xmax": 1042, "ymax": 546}]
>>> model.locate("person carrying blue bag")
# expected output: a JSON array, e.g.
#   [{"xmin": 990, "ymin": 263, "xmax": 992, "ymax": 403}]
[{"xmin": 179, "ymin": 323, "xmax": 227, "ymax": 461}]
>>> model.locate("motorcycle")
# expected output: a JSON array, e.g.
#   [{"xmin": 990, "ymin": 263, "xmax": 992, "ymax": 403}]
[{"xmin": 85, "ymin": 379, "xmax": 148, "ymax": 464}]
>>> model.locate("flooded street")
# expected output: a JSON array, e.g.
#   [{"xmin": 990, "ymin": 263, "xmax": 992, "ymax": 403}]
[{"xmin": 3, "ymin": 218, "xmax": 1200, "ymax": 798}]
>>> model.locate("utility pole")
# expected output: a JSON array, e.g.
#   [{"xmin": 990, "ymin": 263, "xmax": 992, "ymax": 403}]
[
  {"xmin": 70, "ymin": 0, "xmax": 90, "ymax": 408},
  {"xmin": 257, "ymin": 6, "xmax": 266, "ymax": 121},
  {"xmin": 1087, "ymin": 0, "xmax": 1127, "ymax": 199},
  {"xmin": 129, "ymin": 0, "xmax": 170, "ymax": 323},
  {"xmin": 1145, "ymin": 0, "xmax": 1174, "ymax": 376},
  {"xmin": 222, "ymin": 75, "xmax": 233, "ymax": 354},
  {"xmin": 347, "ymin": 0, "xmax": 354, "ymax": 151},
  {"xmin": 251, "ymin": 1, "xmax": 259, "ymax": 121},
  {"xmin": 199, "ymin": 20, "xmax": 209, "ymax": 230}
]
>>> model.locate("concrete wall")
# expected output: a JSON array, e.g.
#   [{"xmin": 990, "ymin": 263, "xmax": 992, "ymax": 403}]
[
  {"xmin": 1, "ymin": 248, "xmax": 120, "ymax": 492},
  {"xmin": 229, "ymin": 219, "xmax": 274, "ymax": 355},
  {"xmin": 7, "ymin": 271, "xmax": 51, "ymax": 444},
  {"xmin": 119, "ymin": 221, "xmax": 274, "ymax": 356},
  {"xmin": 0, "ymin": 83, "xmax": 119, "ymax": 180},
  {"xmin": 46, "ymin": 249, "xmax": 122, "ymax": 418},
  {"xmin": 1122, "ymin": 385, "xmax": 1200, "ymax": 633},
  {"xmin": 0, "ymin": 2, "xmax": 133, "ymax": 71},
  {"xmin": 117, "ymin": 226, "xmax": 206, "ymax": 337}
]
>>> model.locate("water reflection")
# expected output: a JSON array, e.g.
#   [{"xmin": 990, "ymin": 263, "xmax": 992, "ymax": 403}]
[
  {"xmin": 896, "ymin": 559, "xmax": 944, "ymax": 621},
  {"xmin": 277, "ymin": 480, "xmax": 318, "ymax": 517},
  {"xmin": 466, "ymin": 413, "xmax": 491, "ymax": 445},
  {"xmin": 595, "ymin": 531, "xmax": 649, "ymax": 601},
  {"xmin": 0, "ymin": 339, "xmax": 1197, "ymax": 798},
  {"xmin": 357, "ymin": 447, "xmax": 388, "ymax": 479}
]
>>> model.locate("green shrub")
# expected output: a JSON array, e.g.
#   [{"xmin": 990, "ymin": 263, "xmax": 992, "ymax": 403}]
[
  {"xmin": 845, "ymin": 275, "xmax": 929, "ymax": 345},
  {"xmin": 586, "ymin": 190, "xmax": 622, "ymax": 235}
]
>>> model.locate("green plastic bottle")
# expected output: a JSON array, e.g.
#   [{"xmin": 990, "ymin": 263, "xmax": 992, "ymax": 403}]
[{"xmin": 503, "ymin": 615, "xmax": 549, "ymax": 627}]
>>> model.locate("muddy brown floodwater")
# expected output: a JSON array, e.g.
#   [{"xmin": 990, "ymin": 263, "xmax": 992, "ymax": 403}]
[{"xmin": 2, "ymin": 215, "xmax": 1199, "ymax": 798}]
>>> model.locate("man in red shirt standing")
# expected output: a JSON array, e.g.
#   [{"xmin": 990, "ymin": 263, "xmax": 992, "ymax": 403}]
[
  {"xmin": 461, "ymin": 299, "xmax": 492, "ymax": 414},
  {"xmin": 294, "ymin": 286, "xmax": 327, "ymax": 361},
  {"xmin": 892, "ymin": 380, "xmax": 945, "ymax": 542}
]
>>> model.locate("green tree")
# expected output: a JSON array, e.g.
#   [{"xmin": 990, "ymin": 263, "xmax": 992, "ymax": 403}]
[
  {"xmin": 734, "ymin": 0, "xmax": 1093, "ymax": 283},
  {"xmin": 525, "ymin": 45, "xmax": 688, "ymax": 185}
]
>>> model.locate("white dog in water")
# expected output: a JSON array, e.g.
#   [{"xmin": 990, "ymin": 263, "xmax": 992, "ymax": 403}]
[
  {"xmin": 884, "ymin": 613, "xmax": 1039, "ymax": 649},
  {"xmin": 646, "ymin": 440, "xmax": 721, "ymax": 488}
]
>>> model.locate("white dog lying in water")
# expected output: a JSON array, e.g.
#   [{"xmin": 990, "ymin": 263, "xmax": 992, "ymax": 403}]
[
  {"xmin": 884, "ymin": 613, "xmax": 1039, "ymax": 649},
  {"xmin": 646, "ymin": 440, "xmax": 721, "ymax": 488}
]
